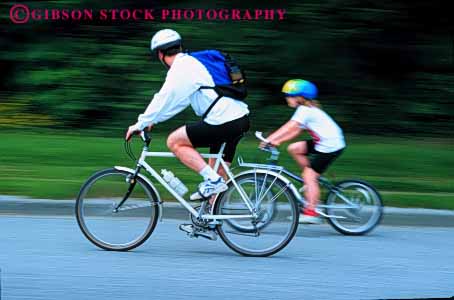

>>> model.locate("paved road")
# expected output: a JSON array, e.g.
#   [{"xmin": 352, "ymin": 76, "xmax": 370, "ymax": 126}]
[
  {"xmin": 3, "ymin": 197, "xmax": 454, "ymax": 227},
  {"xmin": 0, "ymin": 215, "xmax": 453, "ymax": 300}
]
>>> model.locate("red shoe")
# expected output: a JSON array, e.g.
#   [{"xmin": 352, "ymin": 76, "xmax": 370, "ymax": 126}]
[
  {"xmin": 299, "ymin": 208, "xmax": 322, "ymax": 224},
  {"xmin": 302, "ymin": 208, "xmax": 318, "ymax": 217}
]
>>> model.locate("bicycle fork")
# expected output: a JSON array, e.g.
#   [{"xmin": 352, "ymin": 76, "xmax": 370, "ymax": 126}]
[{"xmin": 113, "ymin": 166, "xmax": 142, "ymax": 212}]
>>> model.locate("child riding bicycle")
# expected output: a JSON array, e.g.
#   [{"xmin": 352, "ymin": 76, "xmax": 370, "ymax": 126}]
[{"xmin": 260, "ymin": 79, "xmax": 346, "ymax": 224}]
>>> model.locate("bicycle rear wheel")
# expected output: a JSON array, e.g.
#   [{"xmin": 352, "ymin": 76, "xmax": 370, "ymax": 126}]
[
  {"xmin": 326, "ymin": 180, "xmax": 383, "ymax": 235},
  {"xmin": 224, "ymin": 186, "xmax": 277, "ymax": 233},
  {"xmin": 75, "ymin": 168, "xmax": 160, "ymax": 251},
  {"xmin": 214, "ymin": 172, "xmax": 299, "ymax": 257}
]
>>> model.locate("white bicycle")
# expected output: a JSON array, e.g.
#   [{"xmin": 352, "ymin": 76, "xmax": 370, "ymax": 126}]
[{"xmin": 75, "ymin": 131, "xmax": 300, "ymax": 257}]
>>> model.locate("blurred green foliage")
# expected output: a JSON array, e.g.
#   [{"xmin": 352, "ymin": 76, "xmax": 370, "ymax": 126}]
[
  {"xmin": 1, "ymin": 0, "xmax": 453, "ymax": 136},
  {"xmin": 0, "ymin": 132, "xmax": 452, "ymax": 208}
]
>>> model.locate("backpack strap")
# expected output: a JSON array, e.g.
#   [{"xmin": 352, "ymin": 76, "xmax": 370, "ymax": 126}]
[{"xmin": 199, "ymin": 86, "xmax": 222, "ymax": 120}]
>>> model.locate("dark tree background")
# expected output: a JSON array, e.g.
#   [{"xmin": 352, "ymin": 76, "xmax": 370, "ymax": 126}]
[{"xmin": 1, "ymin": 0, "xmax": 453, "ymax": 136}]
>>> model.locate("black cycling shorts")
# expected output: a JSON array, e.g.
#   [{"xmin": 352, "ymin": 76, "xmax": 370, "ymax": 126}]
[
  {"xmin": 186, "ymin": 114, "xmax": 250, "ymax": 163},
  {"xmin": 306, "ymin": 139, "xmax": 344, "ymax": 174}
]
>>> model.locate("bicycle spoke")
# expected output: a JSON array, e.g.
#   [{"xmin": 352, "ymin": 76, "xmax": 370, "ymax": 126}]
[
  {"xmin": 116, "ymin": 202, "xmax": 156, "ymax": 212},
  {"xmin": 257, "ymin": 171, "xmax": 268, "ymax": 204},
  {"xmin": 264, "ymin": 183, "xmax": 290, "ymax": 205},
  {"xmin": 254, "ymin": 169, "xmax": 259, "ymax": 203},
  {"xmin": 258, "ymin": 174, "xmax": 280, "ymax": 204}
]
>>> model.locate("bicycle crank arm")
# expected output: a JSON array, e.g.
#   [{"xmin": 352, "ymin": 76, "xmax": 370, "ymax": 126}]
[{"xmin": 194, "ymin": 231, "xmax": 218, "ymax": 241}]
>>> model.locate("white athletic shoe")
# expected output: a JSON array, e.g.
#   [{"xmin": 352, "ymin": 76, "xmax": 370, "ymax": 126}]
[
  {"xmin": 179, "ymin": 224, "xmax": 196, "ymax": 235},
  {"xmin": 190, "ymin": 177, "xmax": 228, "ymax": 201}
]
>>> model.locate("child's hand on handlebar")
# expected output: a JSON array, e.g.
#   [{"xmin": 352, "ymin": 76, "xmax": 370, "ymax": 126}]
[
  {"xmin": 259, "ymin": 141, "xmax": 277, "ymax": 151},
  {"xmin": 259, "ymin": 141, "xmax": 272, "ymax": 149},
  {"xmin": 255, "ymin": 131, "xmax": 278, "ymax": 152}
]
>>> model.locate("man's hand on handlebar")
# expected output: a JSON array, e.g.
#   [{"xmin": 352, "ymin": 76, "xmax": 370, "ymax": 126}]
[{"xmin": 125, "ymin": 124, "xmax": 153, "ymax": 141}]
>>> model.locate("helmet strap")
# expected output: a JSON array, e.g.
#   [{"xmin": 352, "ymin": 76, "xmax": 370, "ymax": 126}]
[{"xmin": 158, "ymin": 51, "xmax": 171, "ymax": 69}]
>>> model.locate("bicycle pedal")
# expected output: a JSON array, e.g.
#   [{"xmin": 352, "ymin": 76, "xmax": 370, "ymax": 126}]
[
  {"xmin": 179, "ymin": 224, "xmax": 196, "ymax": 237},
  {"xmin": 194, "ymin": 230, "xmax": 217, "ymax": 241},
  {"xmin": 179, "ymin": 224, "xmax": 217, "ymax": 240}
]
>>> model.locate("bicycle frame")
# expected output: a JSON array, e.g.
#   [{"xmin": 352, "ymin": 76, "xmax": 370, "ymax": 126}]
[
  {"xmin": 120, "ymin": 141, "xmax": 258, "ymax": 221},
  {"xmin": 236, "ymin": 156, "xmax": 360, "ymax": 219}
]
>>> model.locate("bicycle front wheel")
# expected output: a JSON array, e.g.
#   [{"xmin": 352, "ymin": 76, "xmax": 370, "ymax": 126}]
[
  {"xmin": 75, "ymin": 168, "xmax": 160, "ymax": 251},
  {"xmin": 214, "ymin": 172, "xmax": 299, "ymax": 257},
  {"xmin": 326, "ymin": 180, "xmax": 383, "ymax": 235}
]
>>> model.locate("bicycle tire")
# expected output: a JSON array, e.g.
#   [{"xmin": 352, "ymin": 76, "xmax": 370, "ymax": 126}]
[
  {"xmin": 326, "ymin": 179, "xmax": 383, "ymax": 235},
  {"xmin": 214, "ymin": 172, "xmax": 299, "ymax": 257},
  {"xmin": 75, "ymin": 168, "xmax": 160, "ymax": 251}
]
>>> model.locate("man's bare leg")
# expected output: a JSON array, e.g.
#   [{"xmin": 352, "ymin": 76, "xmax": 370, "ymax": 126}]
[
  {"xmin": 167, "ymin": 126, "xmax": 209, "ymax": 172},
  {"xmin": 208, "ymin": 158, "xmax": 230, "ymax": 205},
  {"xmin": 208, "ymin": 158, "xmax": 229, "ymax": 179},
  {"xmin": 167, "ymin": 126, "xmax": 228, "ymax": 202}
]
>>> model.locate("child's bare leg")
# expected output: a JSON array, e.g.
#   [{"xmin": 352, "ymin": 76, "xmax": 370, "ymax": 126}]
[
  {"xmin": 302, "ymin": 167, "xmax": 320, "ymax": 211},
  {"xmin": 287, "ymin": 141, "xmax": 310, "ymax": 169}
]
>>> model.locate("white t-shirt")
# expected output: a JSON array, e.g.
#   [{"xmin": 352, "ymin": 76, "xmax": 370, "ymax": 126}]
[
  {"xmin": 291, "ymin": 105, "xmax": 346, "ymax": 153},
  {"xmin": 133, "ymin": 53, "xmax": 249, "ymax": 131}
]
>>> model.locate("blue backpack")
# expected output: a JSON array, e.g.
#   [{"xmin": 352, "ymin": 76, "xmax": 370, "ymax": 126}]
[{"xmin": 190, "ymin": 50, "xmax": 247, "ymax": 119}]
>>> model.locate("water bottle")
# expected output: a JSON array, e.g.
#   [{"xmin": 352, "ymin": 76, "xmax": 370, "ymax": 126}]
[{"xmin": 161, "ymin": 169, "xmax": 188, "ymax": 196}]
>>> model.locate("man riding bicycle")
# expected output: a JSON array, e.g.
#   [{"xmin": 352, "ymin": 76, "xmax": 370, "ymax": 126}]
[{"xmin": 126, "ymin": 29, "xmax": 250, "ymax": 202}]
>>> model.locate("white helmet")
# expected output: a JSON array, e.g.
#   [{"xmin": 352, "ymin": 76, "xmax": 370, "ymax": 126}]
[{"xmin": 150, "ymin": 29, "xmax": 182, "ymax": 52}]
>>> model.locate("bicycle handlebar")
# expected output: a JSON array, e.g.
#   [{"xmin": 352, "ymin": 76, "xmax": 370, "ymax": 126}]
[
  {"xmin": 140, "ymin": 130, "xmax": 150, "ymax": 142},
  {"xmin": 254, "ymin": 131, "xmax": 269, "ymax": 143},
  {"xmin": 255, "ymin": 131, "xmax": 280, "ymax": 161},
  {"xmin": 139, "ymin": 130, "xmax": 152, "ymax": 147}
]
